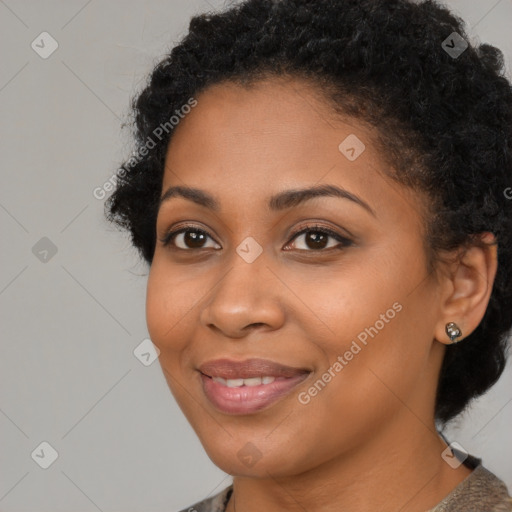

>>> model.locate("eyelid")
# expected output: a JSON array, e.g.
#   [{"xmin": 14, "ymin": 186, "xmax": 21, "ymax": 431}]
[
  {"xmin": 288, "ymin": 221, "xmax": 354, "ymax": 242},
  {"xmin": 284, "ymin": 222, "xmax": 353, "ymax": 251},
  {"xmin": 159, "ymin": 223, "xmax": 219, "ymax": 248}
]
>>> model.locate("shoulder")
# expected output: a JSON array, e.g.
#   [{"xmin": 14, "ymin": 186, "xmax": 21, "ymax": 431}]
[
  {"xmin": 467, "ymin": 465, "xmax": 512, "ymax": 511},
  {"xmin": 176, "ymin": 485, "xmax": 233, "ymax": 512},
  {"xmin": 430, "ymin": 459, "xmax": 512, "ymax": 512}
]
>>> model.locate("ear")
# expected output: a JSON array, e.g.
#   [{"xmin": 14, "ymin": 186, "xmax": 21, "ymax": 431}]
[{"xmin": 434, "ymin": 232, "xmax": 498, "ymax": 345}]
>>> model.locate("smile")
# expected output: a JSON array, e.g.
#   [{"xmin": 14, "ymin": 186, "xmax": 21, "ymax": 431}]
[{"xmin": 197, "ymin": 358, "xmax": 311, "ymax": 415}]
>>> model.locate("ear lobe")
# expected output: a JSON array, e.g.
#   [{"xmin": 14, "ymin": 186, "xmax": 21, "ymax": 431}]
[{"xmin": 434, "ymin": 232, "xmax": 497, "ymax": 345}]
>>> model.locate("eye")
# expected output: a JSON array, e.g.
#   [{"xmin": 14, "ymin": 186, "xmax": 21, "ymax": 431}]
[
  {"xmin": 159, "ymin": 223, "xmax": 353, "ymax": 252},
  {"xmin": 160, "ymin": 225, "xmax": 220, "ymax": 250},
  {"xmin": 284, "ymin": 224, "xmax": 353, "ymax": 252}
]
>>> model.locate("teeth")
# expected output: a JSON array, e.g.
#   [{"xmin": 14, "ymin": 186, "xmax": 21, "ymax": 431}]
[
  {"xmin": 226, "ymin": 378, "xmax": 244, "ymax": 388},
  {"xmin": 243, "ymin": 377, "xmax": 262, "ymax": 387},
  {"xmin": 212, "ymin": 376, "xmax": 276, "ymax": 387}
]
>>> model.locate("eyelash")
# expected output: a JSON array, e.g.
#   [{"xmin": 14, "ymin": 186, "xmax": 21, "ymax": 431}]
[{"xmin": 159, "ymin": 223, "xmax": 353, "ymax": 253}]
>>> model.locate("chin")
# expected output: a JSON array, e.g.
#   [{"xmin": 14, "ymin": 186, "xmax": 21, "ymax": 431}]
[
  {"xmin": 202, "ymin": 434, "xmax": 314, "ymax": 479},
  {"xmin": 209, "ymin": 450, "xmax": 294, "ymax": 478}
]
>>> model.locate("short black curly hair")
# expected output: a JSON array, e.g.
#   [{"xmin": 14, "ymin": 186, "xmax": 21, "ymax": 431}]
[{"xmin": 105, "ymin": 0, "xmax": 512, "ymax": 424}]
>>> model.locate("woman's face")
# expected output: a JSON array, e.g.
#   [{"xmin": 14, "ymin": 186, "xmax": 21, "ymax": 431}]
[{"xmin": 146, "ymin": 77, "xmax": 447, "ymax": 477}]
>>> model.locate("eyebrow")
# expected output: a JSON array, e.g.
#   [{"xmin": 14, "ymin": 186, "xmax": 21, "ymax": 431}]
[{"xmin": 159, "ymin": 184, "xmax": 376, "ymax": 217}]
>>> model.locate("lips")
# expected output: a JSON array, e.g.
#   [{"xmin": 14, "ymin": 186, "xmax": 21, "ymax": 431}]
[
  {"xmin": 197, "ymin": 358, "xmax": 312, "ymax": 414},
  {"xmin": 198, "ymin": 357, "xmax": 310, "ymax": 380}
]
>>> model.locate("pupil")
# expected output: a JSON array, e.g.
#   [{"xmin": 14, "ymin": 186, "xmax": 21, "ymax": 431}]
[
  {"xmin": 307, "ymin": 231, "xmax": 327, "ymax": 249},
  {"xmin": 185, "ymin": 231, "xmax": 206, "ymax": 248}
]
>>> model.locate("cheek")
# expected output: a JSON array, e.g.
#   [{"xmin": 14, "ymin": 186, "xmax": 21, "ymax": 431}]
[
  {"xmin": 145, "ymin": 262, "xmax": 203, "ymax": 415},
  {"xmin": 285, "ymin": 311, "xmax": 423, "ymax": 462},
  {"xmin": 145, "ymin": 259, "xmax": 192, "ymax": 352},
  {"xmin": 297, "ymin": 260, "xmax": 434, "ymax": 412}
]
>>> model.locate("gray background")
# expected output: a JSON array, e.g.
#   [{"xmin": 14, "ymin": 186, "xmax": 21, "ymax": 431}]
[{"xmin": 0, "ymin": 1, "xmax": 511, "ymax": 511}]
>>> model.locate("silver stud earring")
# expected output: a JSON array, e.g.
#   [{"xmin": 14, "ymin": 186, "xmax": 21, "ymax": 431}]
[{"xmin": 445, "ymin": 322, "xmax": 462, "ymax": 343}]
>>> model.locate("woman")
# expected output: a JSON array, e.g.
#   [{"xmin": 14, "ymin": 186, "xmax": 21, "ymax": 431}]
[{"xmin": 105, "ymin": 0, "xmax": 512, "ymax": 510}]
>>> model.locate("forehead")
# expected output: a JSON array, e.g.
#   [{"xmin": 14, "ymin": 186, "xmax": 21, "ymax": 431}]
[
  {"xmin": 164, "ymin": 78, "xmax": 381, "ymax": 186},
  {"xmin": 160, "ymin": 77, "xmax": 424, "ymax": 229}
]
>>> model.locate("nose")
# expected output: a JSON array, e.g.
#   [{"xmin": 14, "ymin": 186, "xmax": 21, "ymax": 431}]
[{"xmin": 199, "ymin": 250, "xmax": 286, "ymax": 338}]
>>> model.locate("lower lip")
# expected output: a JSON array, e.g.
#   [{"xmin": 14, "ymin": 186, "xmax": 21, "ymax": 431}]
[{"xmin": 200, "ymin": 372, "xmax": 310, "ymax": 415}]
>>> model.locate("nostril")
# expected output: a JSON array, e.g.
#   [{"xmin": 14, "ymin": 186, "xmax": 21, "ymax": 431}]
[{"xmin": 247, "ymin": 323, "xmax": 265, "ymax": 329}]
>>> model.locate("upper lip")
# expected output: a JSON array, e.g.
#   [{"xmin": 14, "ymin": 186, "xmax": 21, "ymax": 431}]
[{"xmin": 198, "ymin": 358, "xmax": 311, "ymax": 379}]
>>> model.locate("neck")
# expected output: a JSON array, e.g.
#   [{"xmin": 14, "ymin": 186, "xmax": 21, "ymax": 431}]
[{"xmin": 225, "ymin": 414, "xmax": 472, "ymax": 512}]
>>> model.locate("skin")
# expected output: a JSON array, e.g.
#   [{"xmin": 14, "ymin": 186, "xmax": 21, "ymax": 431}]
[{"xmin": 146, "ymin": 76, "xmax": 497, "ymax": 512}]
